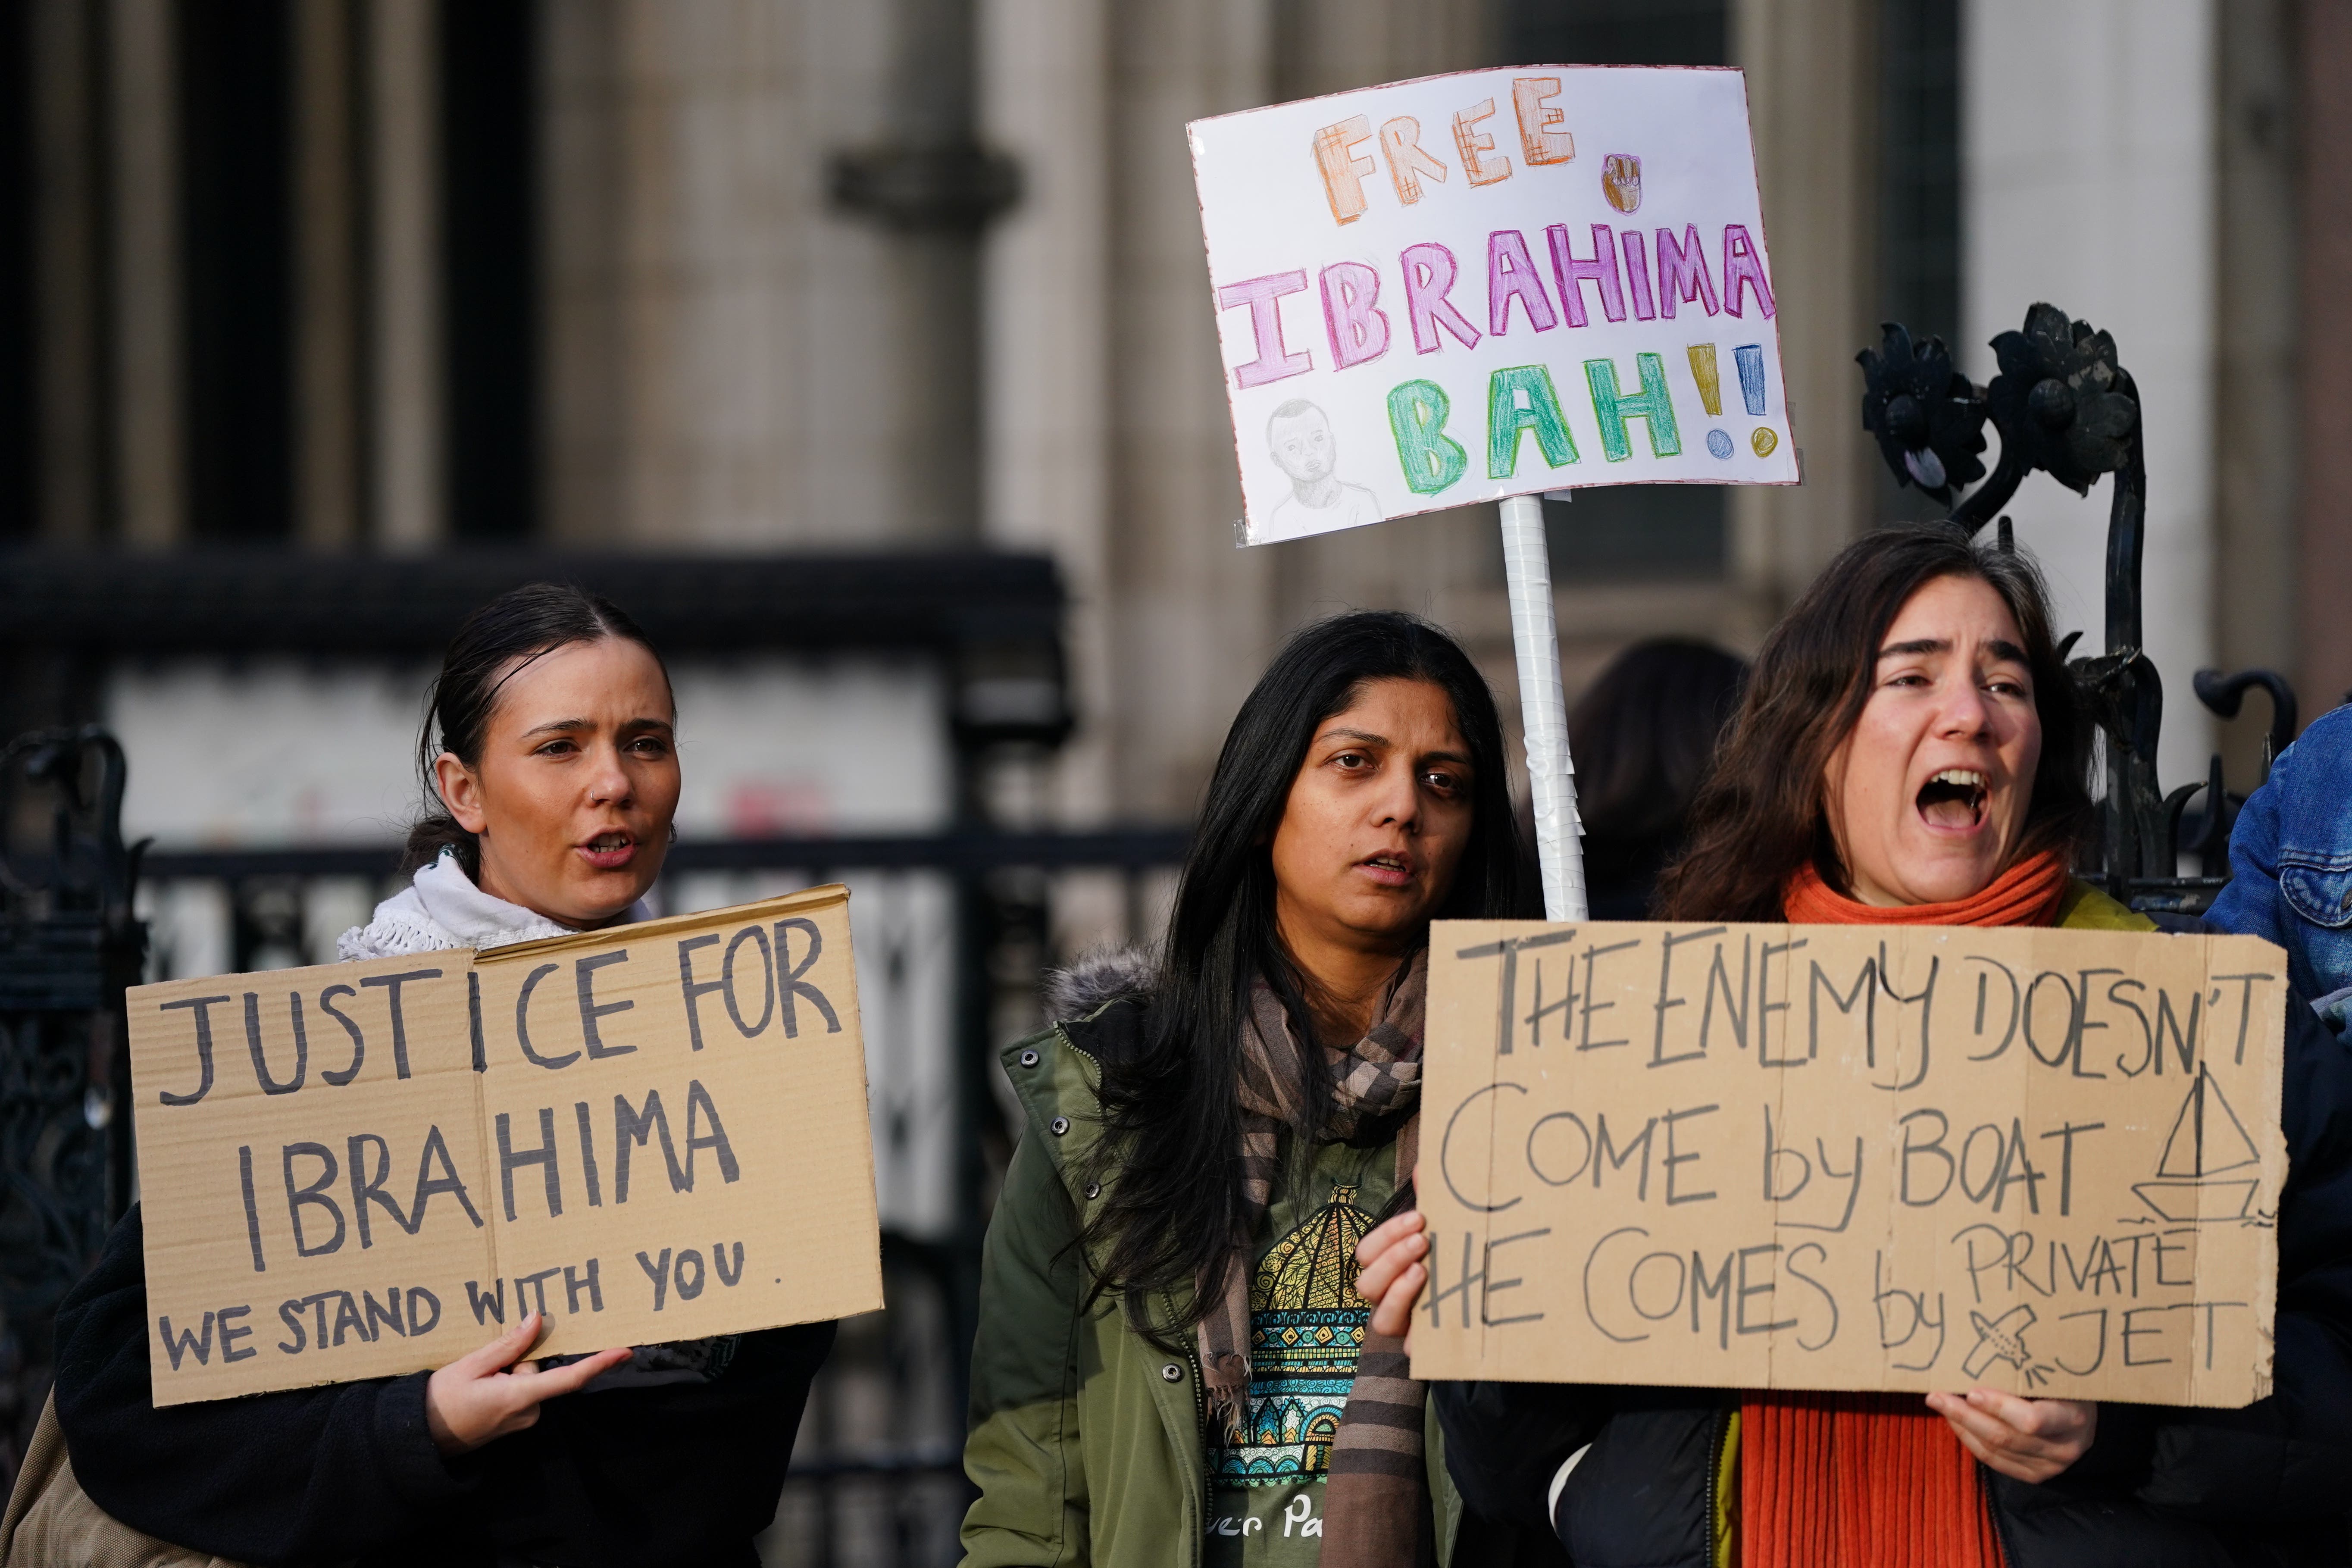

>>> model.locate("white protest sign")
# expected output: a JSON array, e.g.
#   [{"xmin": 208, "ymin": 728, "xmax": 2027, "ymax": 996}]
[{"xmin": 1190, "ymin": 67, "xmax": 1798, "ymax": 546}]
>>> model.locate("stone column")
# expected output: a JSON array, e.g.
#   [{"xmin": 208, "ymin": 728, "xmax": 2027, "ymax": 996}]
[
  {"xmin": 294, "ymin": 0, "xmax": 362, "ymax": 549},
  {"xmin": 366, "ymin": 0, "xmax": 442, "ymax": 550},
  {"xmin": 537, "ymin": 0, "xmax": 626, "ymax": 544},
  {"xmin": 869, "ymin": 0, "xmax": 991, "ymax": 544},
  {"xmin": 1101, "ymin": 0, "xmax": 1280, "ymax": 818},
  {"xmin": 980, "ymin": 0, "xmax": 1113, "ymax": 821},
  {"xmin": 1262, "ymin": 0, "xmax": 1501, "ymax": 645},
  {"xmin": 2212, "ymin": 0, "xmax": 2298, "ymax": 775},
  {"xmin": 28, "ymin": 0, "xmax": 100, "ymax": 542},
  {"xmin": 1962, "ymin": 0, "xmax": 2218, "ymax": 785},
  {"xmin": 1729, "ymin": 0, "xmax": 1880, "ymax": 618},
  {"xmin": 541, "ymin": 0, "xmax": 938, "ymax": 548},
  {"xmin": 2296, "ymin": 0, "xmax": 2352, "ymax": 720},
  {"xmin": 107, "ymin": 0, "xmax": 182, "ymax": 548}
]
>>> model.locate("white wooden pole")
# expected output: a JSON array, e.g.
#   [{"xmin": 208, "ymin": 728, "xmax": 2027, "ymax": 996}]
[{"xmin": 1498, "ymin": 494, "xmax": 1588, "ymax": 921}]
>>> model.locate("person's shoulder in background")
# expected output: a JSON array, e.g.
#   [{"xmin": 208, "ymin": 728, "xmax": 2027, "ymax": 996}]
[{"xmin": 2208, "ymin": 704, "xmax": 2352, "ymax": 1024}]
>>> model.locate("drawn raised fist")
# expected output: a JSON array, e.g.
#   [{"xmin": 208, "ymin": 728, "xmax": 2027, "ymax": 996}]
[{"xmin": 1603, "ymin": 153, "xmax": 1642, "ymax": 214}]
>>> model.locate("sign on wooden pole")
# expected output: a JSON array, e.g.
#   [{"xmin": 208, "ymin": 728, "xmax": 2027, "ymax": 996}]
[{"xmin": 1189, "ymin": 67, "xmax": 1798, "ymax": 916}]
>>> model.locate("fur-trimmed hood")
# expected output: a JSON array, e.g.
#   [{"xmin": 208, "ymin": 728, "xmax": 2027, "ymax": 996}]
[{"xmin": 1043, "ymin": 947, "xmax": 1156, "ymax": 1021}]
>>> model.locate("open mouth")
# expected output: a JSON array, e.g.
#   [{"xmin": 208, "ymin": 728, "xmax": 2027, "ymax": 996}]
[
  {"xmin": 579, "ymin": 831, "xmax": 637, "ymax": 869},
  {"xmin": 1915, "ymin": 768, "xmax": 1988, "ymax": 831},
  {"xmin": 1357, "ymin": 851, "xmax": 1416, "ymax": 887}
]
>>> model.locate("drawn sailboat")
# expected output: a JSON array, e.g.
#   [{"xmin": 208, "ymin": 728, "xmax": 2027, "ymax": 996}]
[{"xmin": 2130, "ymin": 1065, "xmax": 2262, "ymax": 1223}]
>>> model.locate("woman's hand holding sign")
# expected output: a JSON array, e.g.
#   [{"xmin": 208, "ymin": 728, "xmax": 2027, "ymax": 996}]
[
  {"xmin": 425, "ymin": 1311, "xmax": 631, "ymax": 1455},
  {"xmin": 1926, "ymin": 1389, "xmax": 2096, "ymax": 1483},
  {"xmin": 1355, "ymin": 1210, "xmax": 1429, "ymax": 1340},
  {"xmin": 1357, "ymin": 1212, "xmax": 2096, "ymax": 1481}
]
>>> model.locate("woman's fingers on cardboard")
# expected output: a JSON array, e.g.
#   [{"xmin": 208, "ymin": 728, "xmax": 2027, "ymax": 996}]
[
  {"xmin": 1354, "ymin": 1210, "xmax": 1424, "ymax": 1266},
  {"xmin": 1355, "ymin": 1230, "xmax": 1429, "ymax": 1305},
  {"xmin": 1928, "ymin": 1391, "xmax": 2090, "ymax": 1482},
  {"xmin": 456, "ymin": 1311, "xmax": 543, "ymax": 1375},
  {"xmin": 1368, "ymin": 1260, "xmax": 1426, "ymax": 1339},
  {"xmin": 1963, "ymin": 1386, "xmax": 2042, "ymax": 1431}
]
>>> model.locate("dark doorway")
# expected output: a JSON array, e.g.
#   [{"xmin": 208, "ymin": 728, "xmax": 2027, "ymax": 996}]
[
  {"xmin": 0, "ymin": 0, "xmax": 32, "ymax": 539},
  {"xmin": 440, "ymin": 0, "xmax": 536, "ymax": 541},
  {"xmin": 178, "ymin": 0, "xmax": 294, "ymax": 542}
]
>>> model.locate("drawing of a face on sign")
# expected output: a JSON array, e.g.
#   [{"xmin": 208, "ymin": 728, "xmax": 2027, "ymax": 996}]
[{"xmin": 1267, "ymin": 399, "xmax": 1383, "ymax": 541}]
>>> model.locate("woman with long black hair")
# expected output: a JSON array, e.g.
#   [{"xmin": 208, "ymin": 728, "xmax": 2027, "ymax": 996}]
[
  {"xmin": 959, "ymin": 610, "xmax": 1543, "ymax": 1568},
  {"xmin": 31, "ymin": 584, "xmax": 835, "ymax": 1567}
]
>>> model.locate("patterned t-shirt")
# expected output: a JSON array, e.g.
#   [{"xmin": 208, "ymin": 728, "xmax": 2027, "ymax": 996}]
[{"xmin": 1202, "ymin": 1139, "xmax": 1398, "ymax": 1566}]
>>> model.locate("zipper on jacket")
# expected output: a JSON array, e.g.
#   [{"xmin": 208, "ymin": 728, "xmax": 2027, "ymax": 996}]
[
  {"xmin": 1172, "ymin": 1286, "xmax": 1209, "ymax": 1502},
  {"xmin": 1979, "ymin": 1465, "xmax": 2018, "ymax": 1567},
  {"xmin": 1703, "ymin": 1405, "xmax": 1729, "ymax": 1568},
  {"xmin": 1051, "ymin": 1020, "xmax": 1099, "ymax": 1071},
  {"xmin": 1187, "ymin": 1340, "xmax": 1208, "ymax": 1444}
]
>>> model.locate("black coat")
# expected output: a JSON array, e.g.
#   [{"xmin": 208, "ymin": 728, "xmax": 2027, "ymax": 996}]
[
  {"xmin": 1432, "ymin": 980, "xmax": 2352, "ymax": 1568},
  {"xmin": 52, "ymin": 1205, "xmax": 835, "ymax": 1568}
]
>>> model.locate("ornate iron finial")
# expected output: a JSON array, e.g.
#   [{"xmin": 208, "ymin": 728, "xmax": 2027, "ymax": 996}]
[
  {"xmin": 1856, "ymin": 322, "xmax": 1987, "ymax": 503},
  {"xmin": 1985, "ymin": 304, "xmax": 2138, "ymax": 498},
  {"xmin": 1858, "ymin": 302, "xmax": 2142, "ymax": 539}
]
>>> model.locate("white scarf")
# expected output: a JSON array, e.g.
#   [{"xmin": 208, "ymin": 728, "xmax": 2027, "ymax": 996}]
[
  {"xmin": 337, "ymin": 850, "xmax": 652, "ymax": 960},
  {"xmin": 338, "ymin": 851, "xmax": 714, "ymax": 1389}
]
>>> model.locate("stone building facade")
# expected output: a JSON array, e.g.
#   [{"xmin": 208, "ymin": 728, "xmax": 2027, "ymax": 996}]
[{"xmin": 2, "ymin": 0, "xmax": 2330, "ymax": 827}]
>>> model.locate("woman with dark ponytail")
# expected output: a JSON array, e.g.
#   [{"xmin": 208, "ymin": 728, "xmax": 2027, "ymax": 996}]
[
  {"xmin": 35, "ymin": 584, "xmax": 836, "ymax": 1568},
  {"xmin": 959, "ymin": 610, "xmax": 1549, "ymax": 1568},
  {"xmin": 343, "ymin": 582, "xmax": 677, "ymax": 956}
]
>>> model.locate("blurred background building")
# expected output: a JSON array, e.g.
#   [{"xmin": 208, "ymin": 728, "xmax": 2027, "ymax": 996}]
[
  {"xmin": 4, "ymin": 0, "xmax": 2333, "ymax": 831},
  {"xmin": 0, "ymin": 0, "xmax": 2338, "ymax": 1561}
]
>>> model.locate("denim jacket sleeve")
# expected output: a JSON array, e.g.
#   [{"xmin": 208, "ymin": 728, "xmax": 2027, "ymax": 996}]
[{"xmin": 2208, "ymin": 706, "xmax": 2352, "ymax": 1018}]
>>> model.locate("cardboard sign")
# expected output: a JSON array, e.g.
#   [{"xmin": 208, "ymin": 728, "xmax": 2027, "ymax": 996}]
[
  {"xmin": 1189, "ymin": 67, "xmax": 1798, "ymax": 546},
  {"xmin": 1414, "ymin": 920, "xmax": 2289, "ymax": 1408},
  {"xmin": 127, "ymin": 886, "xmax": 882, "ymax": 1405}
]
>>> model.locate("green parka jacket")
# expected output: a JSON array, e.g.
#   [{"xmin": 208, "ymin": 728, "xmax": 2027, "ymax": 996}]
[{"xmin": 957, "ymin": 956, "xmax": 1509, "ymax": 1568}]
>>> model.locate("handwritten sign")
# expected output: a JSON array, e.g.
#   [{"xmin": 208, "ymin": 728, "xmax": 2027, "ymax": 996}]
[
  {"xmin": 1414, "ymin": 920, "xmax": 2288, "ymax": 1407},
  {"xmin": 1189, "ymin": 67, "xmax": 1798, "ymax": 546},
  {"xmin": 127, "ymin": 886, "xmax": 882, "ymax": 1406}
]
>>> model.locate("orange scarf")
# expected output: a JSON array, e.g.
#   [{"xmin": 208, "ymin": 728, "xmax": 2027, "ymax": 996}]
[
  {"xmin": 1741, "ymin": 848, "xmax": 2071, "ymax": 1568},
  {"xmin": 1781, "ymin": 847, "xmax": 2071, "ymax": 929}
]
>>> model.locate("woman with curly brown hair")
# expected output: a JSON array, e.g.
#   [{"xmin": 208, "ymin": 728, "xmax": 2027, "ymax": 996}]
[{"xmin": 1355, "ymin": 524, "xmax": 2352, "ymax": 1567}]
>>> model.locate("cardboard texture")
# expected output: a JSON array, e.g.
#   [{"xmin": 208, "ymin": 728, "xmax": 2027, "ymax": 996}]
[
  {"xmin": 1414, "ymin": 920, "xmax": 2289, "ymax": 1408},
  {"xmin": 1189, "ymin": 66, "xmax": 1798, "ymax": 546},
  {"xmin": 127, "ymin": 885, "xmax": 883, "ymax": 1406}
]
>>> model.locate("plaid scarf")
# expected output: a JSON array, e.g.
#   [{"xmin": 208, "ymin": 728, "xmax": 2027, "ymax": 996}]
[{"xmin": 1199, "ymin": 949, "xmax": 1432, "ymax": 1566}]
